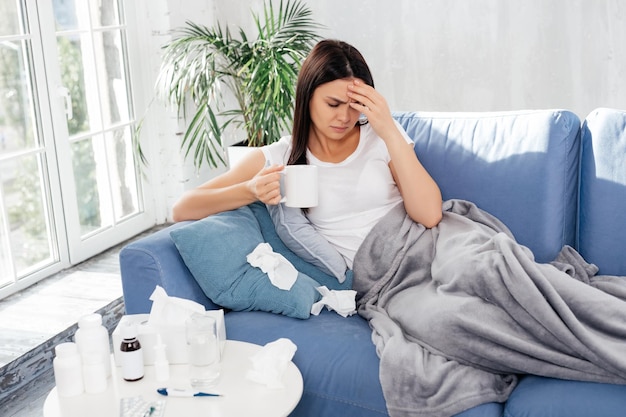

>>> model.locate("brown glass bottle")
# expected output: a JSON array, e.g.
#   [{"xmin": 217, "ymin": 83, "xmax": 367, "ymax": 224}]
[{"xmin": 120, "ymin": 323, "xmax": 144, "ymax": 381}]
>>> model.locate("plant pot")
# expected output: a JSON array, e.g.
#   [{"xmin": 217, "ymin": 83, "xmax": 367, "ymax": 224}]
[{"xmin": 227, "ymin": 142, "xmax": 257, "ymax": 168}]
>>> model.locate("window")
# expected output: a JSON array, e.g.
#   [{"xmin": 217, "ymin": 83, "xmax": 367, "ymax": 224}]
[{"xmin": 0, "ymin": 0, "xmax": 154, "ymax": 299}]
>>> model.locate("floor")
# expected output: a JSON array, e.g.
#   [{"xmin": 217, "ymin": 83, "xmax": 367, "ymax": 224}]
[{"xmin": 0, "ymin": 226, "xmax": 165, "ymax": 417}]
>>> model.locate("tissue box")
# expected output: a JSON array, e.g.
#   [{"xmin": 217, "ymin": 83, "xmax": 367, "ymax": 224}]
[{"xmin": 112, "ymin": 310, "xmax": 226, "ymax": 365}]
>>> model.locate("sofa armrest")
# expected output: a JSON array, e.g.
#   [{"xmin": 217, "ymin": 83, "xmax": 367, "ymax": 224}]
[{"xmin": 120, "ymin": 222, "xmax": 220, "ymax": 314}]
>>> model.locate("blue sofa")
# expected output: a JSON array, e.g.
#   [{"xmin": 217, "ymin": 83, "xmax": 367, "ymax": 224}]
[{"xmin": 120, "ymin": 107, "xmax": 626, "ymax": 417}]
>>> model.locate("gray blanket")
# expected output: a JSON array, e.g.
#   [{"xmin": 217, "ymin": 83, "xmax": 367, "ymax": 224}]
[{"xmin": 353, "ymin": 199, "xmax": 626, "ymax": 417}]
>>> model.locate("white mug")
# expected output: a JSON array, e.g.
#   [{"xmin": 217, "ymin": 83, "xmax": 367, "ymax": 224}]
[{"xmin": 281, "ymin": 165, "xmax": 318, "ymax": 208}]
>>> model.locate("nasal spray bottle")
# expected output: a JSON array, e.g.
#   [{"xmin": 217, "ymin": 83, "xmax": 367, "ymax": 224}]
[{"xmin": 153, "ymin": 334, "xmax": 170, "ymax": 382}]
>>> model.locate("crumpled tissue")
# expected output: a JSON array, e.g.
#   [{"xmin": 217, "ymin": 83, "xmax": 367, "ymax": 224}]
[
  {"xmin": 246, "ymin": 338, "xmax": 297, "ymax": 389},
  {"xmin": 148, "ymin": 285, "xmax": 206, "ymax": 326},
  {"xmin": 311, "ymin": 286, "xmax": 357, "ymax": 317},
  {"xmin": 246, "ymin": 243, "xmax": 298, "ymax": 290}
]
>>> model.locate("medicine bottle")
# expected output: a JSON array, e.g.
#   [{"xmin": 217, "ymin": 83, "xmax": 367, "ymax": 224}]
[
  {"xmin": 74, "ymin": 313, "xmax": 111, "ymax": 377},
  {"xmin": 120, "ymin": 322, "xmax": 144, "ymax": 381},
  {"xmin": 82, "ymin": 352, "xmax": 108, "ymax": 393},
  {"xmin": 53, "ymin": 342, "xmax": 84, "ymax": 397}
]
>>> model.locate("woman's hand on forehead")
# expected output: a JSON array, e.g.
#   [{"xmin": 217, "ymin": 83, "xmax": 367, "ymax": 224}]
[{"xmin": 347, "ymin": 80, "xmax": 397, "ymax": 140}]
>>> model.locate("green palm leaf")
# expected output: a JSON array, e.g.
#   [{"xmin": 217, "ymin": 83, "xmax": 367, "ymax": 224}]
[{"xmin": 145, "ymin": 0, "xmax": 323, "ymax": 169}]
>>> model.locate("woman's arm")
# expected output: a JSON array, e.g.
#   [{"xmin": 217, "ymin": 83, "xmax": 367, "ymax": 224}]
[
  {"xmin": 171, "ymin": 149, "xmax": 284, "ymax": 221},
  {"xmin": 387, "ymin": 142, "xmax": 443, "ymax": 228},
  {"xmin": 348, "ymin": 80, "xmax": 443, "ymax": 228}
]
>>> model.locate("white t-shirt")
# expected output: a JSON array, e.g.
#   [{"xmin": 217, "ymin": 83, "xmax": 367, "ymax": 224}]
[{"xmin": 261, "ymin": 122, "xmax": 413, "ymax": 268}]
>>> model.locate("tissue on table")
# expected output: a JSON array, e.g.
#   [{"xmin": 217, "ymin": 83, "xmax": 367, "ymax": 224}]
[
  {"xmin": 246, "ymin": 338, "xmax": 297, "ymax": 389},
  {"xmin": 311, "ymin": 286, "xmax": 357, "ymax": 317},
  {"xmin": 113, "ymin": 286, "xmax": 226, "ymax": 364}
]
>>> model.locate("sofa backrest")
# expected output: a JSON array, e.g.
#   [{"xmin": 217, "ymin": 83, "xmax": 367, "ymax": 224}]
[
  {"xmin": 394, "ymin": 110, "xmax": 581, "ymax": 263},
  {"xmin": 579, "ymin": 108, "xmax": 626, "ymax": 275}
]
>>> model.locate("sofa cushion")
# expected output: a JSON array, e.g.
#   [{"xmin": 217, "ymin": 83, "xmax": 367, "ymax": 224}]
[
  {"xmin": 225, "ymin": 309, "xmax": 504, "ymax": 417},
  {"xmin": 504, "ymin": 375, "xmax": 626, "ymax": 417},
  {"xmin": 225, "ymin": 310, "xmax": 386, "ymax": 417},
  {"xmin": 266, "ymin": 203, "xmax": 349, "ymax": 282},
  {"xmin": 578, "ymin": 108, "xmax": 626, "ymax": 275},
  {"xmin": 394, "ymin": 110, "xmax": 580, "ymax": 263},
  {"xmin": 170, "ymin": 205, "xmax": 322, "ymax": 319},
  {"xmin": 455, "ymin": 403, "xmax": 504, "ymax": 417}
]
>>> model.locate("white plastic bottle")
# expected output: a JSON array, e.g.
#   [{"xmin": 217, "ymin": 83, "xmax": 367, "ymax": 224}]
[
  {"xmin": 53, "ymin": 342, "xmax": 84, "ymax": 397},
  {"xmin": 82, "ymin": 352, "xmax": 108, "ymax": 393},
  {"xmin": 74, "ymin": 313, "xmax": 111, "ymax": 377},
  {"xmin": 153, "ymin": 334, "xmax": 170, "ymax": 382}
]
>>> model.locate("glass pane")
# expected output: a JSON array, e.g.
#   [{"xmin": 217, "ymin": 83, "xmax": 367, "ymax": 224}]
[
  {"xmin": 52, "ymin": 0, "xmax": 121, "ymax": 33},
  {"xmin": 106, "ymin": 127, "xmax": 139, "ymax": 219},
  {"xmin": 0, "ymin": 40, "xmax": 38, "ymax": 155},
  {"xmin": 57, "ymin": 34, "xmax": 92, "ymax": 136},
  {"xmin": 52, "ymin": 0, "xmax": 83, "ymax": 31},
  {"xmin": 94, "ymin": 30, "xmax": 131, "ymax": 126},
  {"xmin": 93, "ymin": 0, "xmax": 120, "ymax": 27},
  {"xmin": 3, "ymin": 154, "xmax": 55, "ymax": 276},
  {"xmin": 0, "ymin": 0, "xmax": 21, "ymax": 36},
  {"xmin": 71, "ymin": 137, "xmax": 105, "ymax": 235}
]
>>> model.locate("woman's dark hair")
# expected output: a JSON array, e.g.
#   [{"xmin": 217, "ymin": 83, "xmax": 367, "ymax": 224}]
[{"xmin": 288, "ymin": 39, "xmax": 374, "ymax": 165}]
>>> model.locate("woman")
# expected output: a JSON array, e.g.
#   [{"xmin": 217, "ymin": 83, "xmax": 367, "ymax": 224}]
[{"xmin": 172, "ymin": 39, "xmax": 442, "ymax": 267}]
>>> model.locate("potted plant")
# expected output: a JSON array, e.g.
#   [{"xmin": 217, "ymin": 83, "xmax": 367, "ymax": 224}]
[{"xmin": 154, "ymin": 0, "xmax": 323, "ymax": 169}]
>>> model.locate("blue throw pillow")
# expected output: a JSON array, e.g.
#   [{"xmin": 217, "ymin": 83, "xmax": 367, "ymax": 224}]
[
  {"xmin": 170, "ymin": 205, "xmax": 322, "ymax": 319},
  {"xmin": 250, "ymin": 202, "xmax": 353, "ymax": 291}
]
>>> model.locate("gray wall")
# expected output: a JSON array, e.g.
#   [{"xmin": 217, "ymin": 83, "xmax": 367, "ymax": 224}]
[
  {"xmin": 218, "ymin": 0, "xmax": 626, "ymax": 117},
  {"xmin": 129, "ymin": 0, "xmax": 626, "ymax": 220}
]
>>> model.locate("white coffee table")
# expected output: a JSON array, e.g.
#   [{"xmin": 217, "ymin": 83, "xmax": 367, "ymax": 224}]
[{"xmin": 43, "ymin": 340, "xmax": 303, "ymax": 417}]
